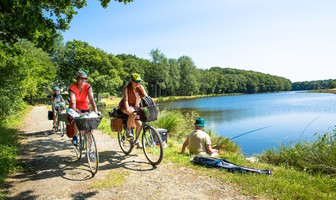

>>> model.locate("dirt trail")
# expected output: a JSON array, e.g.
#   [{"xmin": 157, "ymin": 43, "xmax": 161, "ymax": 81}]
[{"xmin": 3, "ymin": 106, "xmax": 254, "ymax": 200}]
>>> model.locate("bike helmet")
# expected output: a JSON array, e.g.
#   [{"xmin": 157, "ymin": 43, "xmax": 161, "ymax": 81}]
[
  {"xmin": 53, "ymin": 86, "xmax": 60, "ymax": 91},
  {"xmin": 75, "ymin": 69, "xmax": 87, "ymax": 79}
]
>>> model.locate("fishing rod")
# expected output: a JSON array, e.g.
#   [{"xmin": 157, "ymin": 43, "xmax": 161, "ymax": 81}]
[
  {"xmin": 213, "ymin": 125, "xmax": 274, "ymax": 147},
  {"xmin": 229, "ymin": 125, "xmax": 274, "ymax": 140}
]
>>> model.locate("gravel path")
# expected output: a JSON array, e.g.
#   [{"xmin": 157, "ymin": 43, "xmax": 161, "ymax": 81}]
[{"xmin": 4, "ymin": 106, "xmax": 255, "ymax": 200}]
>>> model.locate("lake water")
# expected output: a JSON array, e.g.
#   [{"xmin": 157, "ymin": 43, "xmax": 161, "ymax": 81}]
[{"xmin": 158, "ymin": 92, "xmax": 336, "ymax": 156}]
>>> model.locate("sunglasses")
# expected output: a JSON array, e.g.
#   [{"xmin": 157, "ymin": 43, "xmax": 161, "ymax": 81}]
[{"xmin": 79, "ymin": 77, "xmax": 87, "ymax": 81}]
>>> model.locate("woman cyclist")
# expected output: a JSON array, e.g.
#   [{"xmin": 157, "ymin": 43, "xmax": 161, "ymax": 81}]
[
  {"xmin": 118, "ymin": 73, "xmax": 148, "ymax": 148},
  {"xmin": 69, "ymin": 70, "xmax": 100, "ymax": 145}
]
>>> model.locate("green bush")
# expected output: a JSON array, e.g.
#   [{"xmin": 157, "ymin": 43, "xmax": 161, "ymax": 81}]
[
  {"xmin": 259, "ymin": 129, "xmax": 336, "ymax": 176},
  {"xmin": 152, "ymin": 109, "xmax": 185, "ymax": 138}
]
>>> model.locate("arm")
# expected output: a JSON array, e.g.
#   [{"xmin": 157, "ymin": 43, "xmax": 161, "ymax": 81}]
[
  {"xmin": 181, "ymin": 136, "xmax": 189, "ymax": 153},
  {"xmin": 60, "ymin": 95, "xmax": 64, "ymax": 102},
  {"xmin": 87, "ymin": 87, "xmax": 98, "ymax": 113},
  {"xmin": 122, "ymin": 87, "xmax": 130, "ymax": 113},
  {"xmin": 69, "ymin": 91, "xmax": 77, "ymax": 112},
  {"xmin": 206, "ymin": 144, "xmax": 218, "ymax": 155},
  {"xmin": 140, "ymin": 85, "xmax": 148, "ymax": 96}
]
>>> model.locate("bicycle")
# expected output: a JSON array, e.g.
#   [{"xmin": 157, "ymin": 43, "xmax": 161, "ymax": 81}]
[
  {"xmin": 73, "ymin": 115, "xmax": 102, "ymax": 175},
  {"xmin": 110, "ymin": 107, "xmax": 164, "ymax": 166},
  {"xmin": 52, "ymin": 101, "xmax": 66, "ymax": 136}
]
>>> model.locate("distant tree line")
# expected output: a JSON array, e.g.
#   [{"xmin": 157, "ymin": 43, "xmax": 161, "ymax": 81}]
[{"xmin": 292, "ymin": 79, "xmax": 336, "ymax": 90}]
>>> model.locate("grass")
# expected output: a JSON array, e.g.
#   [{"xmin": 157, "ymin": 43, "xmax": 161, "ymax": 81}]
[
  {"xmin": 0, "ymin": 105, "xmax": 33, "ymax": 198},
  {"xmin": 163, "ymin": 142, "xmax": 336, "ymax": 199},
  {"xmin": 90, "ymin": 169, "xmax": 131, "ymax": 189},
  {"xmin": 258, "ymin": 130, "xmax": 336, "ymax": 176}
]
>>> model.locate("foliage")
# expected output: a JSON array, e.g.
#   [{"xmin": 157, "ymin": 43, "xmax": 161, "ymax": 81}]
[
  {"xmin": 0, "ymin": 106, "xmax": 30, "ymax": 192},
  {"xmin": 292, "ymin": 79, "xmax": 336, "ymax": 90},
  {"xmin": 0, "ymin": 0, "xmax": 133, "ymax": 52},
  {"xmin": 57, "ymin": 40, "xmax": 123, "ymax": 100},
  {"xmin": 152, "ymin": 109, "xmax": 185, "ymax": 138},
  {"xmin": 0, "ymin": 41, "xmax": 55, "ymax": 120},
  {"xmin": 258, "ymin": 129, "xmax": 336, "ymax": 176}
]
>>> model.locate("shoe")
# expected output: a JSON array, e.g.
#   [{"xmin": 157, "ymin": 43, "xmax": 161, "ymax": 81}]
[
  {"xmin": 135, "ymin": 141, "xmax": 143, "ymax": 149},
  {"xmin": 72, "ymin": 135, "xmax": 78, "ymax": 146},
  {"xmin": 126, "ymin": 129, "xmax": 134, "ymax": 140}
]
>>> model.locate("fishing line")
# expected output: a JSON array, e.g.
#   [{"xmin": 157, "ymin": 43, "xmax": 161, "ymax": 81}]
[{"xmin": 298, "ymin": 116, "xmax": 320, "ymax": 141}]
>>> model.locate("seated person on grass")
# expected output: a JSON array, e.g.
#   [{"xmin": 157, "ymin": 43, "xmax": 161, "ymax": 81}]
[{"xmin": 181, "ymin": 117, "xmax": 219, "ymax": 157}]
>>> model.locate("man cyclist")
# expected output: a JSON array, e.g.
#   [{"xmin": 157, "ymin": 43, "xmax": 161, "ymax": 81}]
[
  {"xmin": 51, "ymin": 86, "xmax": 64, "ymax": 130},
  {"xmin": 118, "ymin": 73, "xmax": 148, "ymax": 148},
  {"xmin": 68, "ymin": 70, "xmax": 100, "ymax": 145}
]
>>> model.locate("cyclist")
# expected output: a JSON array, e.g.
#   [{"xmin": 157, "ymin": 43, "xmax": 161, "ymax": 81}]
[
  {"xmin": 68, "ymin": 70, "xmax": 100, "ymax": 145},
  {"xmin": 118, "ymin": 73, "xmax": 147, "ymax": 148},
  {"xmin": 51, "ymin": 86, "xmax": 64, "ymax": 130}
]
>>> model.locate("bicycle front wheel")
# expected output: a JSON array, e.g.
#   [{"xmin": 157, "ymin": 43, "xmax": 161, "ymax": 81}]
[
  {"xmin": 75, "ymin": 131, "xmax": 83, "ymax": 160},
  {"xmin": 86, "ymin": 131, "xmax": 99, "ymax": 175},
  {"xmin": 60, "ymin": 121, "xmax": 66, "ymax": 137},
  {"xmin": 142, "ymin": 126, "xmax": 163, "ymax": 166},
  {"xmin": 118, "ymin": 128, "xmax": 134, "ymax": 155}
]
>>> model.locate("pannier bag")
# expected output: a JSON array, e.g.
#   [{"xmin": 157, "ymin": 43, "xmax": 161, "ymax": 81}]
[
  {"xmin": 48, "ymin": 111, "xmax": 53, "ymax": 120},
  {"xmin": 66, "ymin": 117, "xmax": 75, "ymax": 138},
  {"xmin": 191, "ymin": 156, "xmax": 271, "ymax": 176},
  {"xmin": 139, "ymin": 96, "xmax": 158, "ymax": 122},
  {"xmin": 111, "ymin": 118, "xmax": 123, "ymax": 132}
]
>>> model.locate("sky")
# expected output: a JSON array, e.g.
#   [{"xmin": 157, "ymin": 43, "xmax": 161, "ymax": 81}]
[{"xmin": 62, "ymin": 0, "xmax": 336, "ymax": 82}]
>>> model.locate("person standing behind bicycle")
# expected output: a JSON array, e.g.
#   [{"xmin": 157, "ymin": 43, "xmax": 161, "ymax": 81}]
[
  {"xmin": 51, "ymin": 86, "xmax": 64, "ymax": 130},
  {"xmin": 118, "ymin": 73, "xmax": 148, "ymax": 148},
  {"xmin": 69, "ymin": 70, "xmax": 100, "ymax": 145}
]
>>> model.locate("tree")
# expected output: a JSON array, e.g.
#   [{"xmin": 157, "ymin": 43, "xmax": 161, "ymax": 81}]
[
  {"xmin": 0, "ymin": 40, "xmax": 55, "ymax": 120},
  {"xmin": 58, "ymin": 40, "xmax": 123, "ymax": 100},
  {"xmin": 178, "ymin": 56, "xmax": 198, "ymax": 96},
  {"xmin": 0, "ymin": 0, "xmax": 133, "ymax": 52}
]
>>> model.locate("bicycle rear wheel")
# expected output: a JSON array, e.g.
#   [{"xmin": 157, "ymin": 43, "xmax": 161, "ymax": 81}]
[
  {"xmin": 75, "ymin": 131, "xmax": 83, "ymax": 160},
  {"xmin": 86, "ymin": 131, "xmax": 99, "ymax": 175},
  {"xmin": 118, "ymin": 128, "xmax": 134, "ymax": 155},
  {"xmin": 142, "ymin": 126, "xmax": 163, "ymax": 166}
]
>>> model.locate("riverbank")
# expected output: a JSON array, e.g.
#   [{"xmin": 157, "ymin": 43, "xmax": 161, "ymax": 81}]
[
  {"xmin": 98, "ymin": 107, "xmax": 336, "ymax": 199},
  {"xmin": 310, "ymin": 88, "xmax": 336, "ymax": 94}
]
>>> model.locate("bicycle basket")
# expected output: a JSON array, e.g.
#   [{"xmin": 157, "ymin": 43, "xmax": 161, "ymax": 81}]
[
  {"xmin": 59, "ymin": 113, "xmax": 69, "ymax": 122},
  {"xmin": 74, "ymin": 116, "xmax": 103, "ymax": 130},
  {"xmin": 139, "ymin": 105, "xmax": 158, "ymax": 122}
]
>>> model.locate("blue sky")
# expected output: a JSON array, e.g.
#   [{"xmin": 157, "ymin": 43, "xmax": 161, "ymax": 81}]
[{"xmin": 63, "ymin": 0, "xmax": 336, "ymax": 82}]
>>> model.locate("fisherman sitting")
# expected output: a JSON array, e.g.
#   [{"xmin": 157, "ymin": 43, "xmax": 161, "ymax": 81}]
[{"xmin": 181, "ymin": 117, "xmax": 219, "ymax": 157}]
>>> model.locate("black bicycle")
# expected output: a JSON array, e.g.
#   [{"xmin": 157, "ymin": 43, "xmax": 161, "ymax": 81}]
[{"xmin": 110, "ymin": 107, "xmax": 163, "ymax": 166}]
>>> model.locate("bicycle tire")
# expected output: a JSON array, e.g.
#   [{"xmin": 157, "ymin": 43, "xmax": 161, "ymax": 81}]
[
  {"xmin": 75, "ymin": 131, "xmax": 83, "ymax": 160},
  {"xmin": 142, "ymin": 126, "xmax": 163, "ymax": 166},
  {"xmin": 86, "ymin": 131, "xmax": 99, "ymax": 175},
  {"xmin": 60, "ymin": 121, "xmax": 66, "ymax": 137},
  {"xmin": 117, "ymin": 128, "xmax": 134, "ymax": 155}
]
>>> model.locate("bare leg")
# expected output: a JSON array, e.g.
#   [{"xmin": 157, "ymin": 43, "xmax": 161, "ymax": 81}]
[{"xmin": 135, "ymin": 119, "xmax": 142, "ymax": 139}]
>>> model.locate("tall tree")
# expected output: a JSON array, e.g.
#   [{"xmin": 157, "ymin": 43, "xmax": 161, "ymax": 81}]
[{"xmin": 0, "ymin": 0, "xmax": 133, "ymax": 52}]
